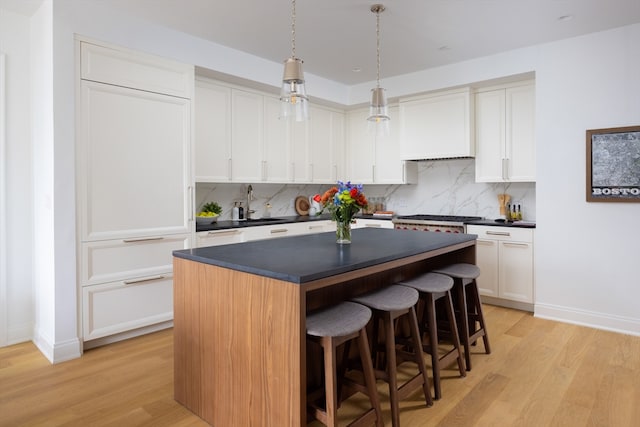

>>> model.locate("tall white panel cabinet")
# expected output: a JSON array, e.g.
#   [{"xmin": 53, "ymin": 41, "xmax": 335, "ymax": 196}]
[
  {"xmin": 346, "ymin": 106, "xmax": 417, "ymax": 184},
  {"xmin": 77, "ymin": 40, "xmax": 193, "ymax": 345},
  {"xmin": 475, "ymin": 81, "xmax": 536, "ymax": 182}
]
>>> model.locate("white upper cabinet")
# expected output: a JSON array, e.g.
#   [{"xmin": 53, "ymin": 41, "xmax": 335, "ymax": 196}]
[
  {"xmin": 263, "ymin": 96, "xmax": 291, "ymax": 182},
  {"xmin": 399, "ymin": 88, "xmax": 474, "ymax": 160},
  {"xmin": 194, "ymin": 79, "xmax": 232, "ymax": 182},
  {"xmin": 346, "ymin": 107, "xmax": 417, "ymax": 184},
  {"xmin": 231, "ymin": 89, "xmax": 264, "ymax": 182},
  {"xmin": 79, "ymin": 80, "xmax": 191, "ymax": 241},
  {"xmin": 475, "ymin": 82, "xmax": 536, "ymax": 182},
  {"xmin": 308, "ymin": 105, "xmax": 345, "ymax": 183},
  {"xmin": 81, "ymin": 41, "xmax": 192, "ymax": 99}
]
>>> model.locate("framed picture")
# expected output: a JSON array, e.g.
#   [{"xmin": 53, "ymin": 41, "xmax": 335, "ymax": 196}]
[{"xmin": 586, "ymin": 125, "xmax": 640, "ymax": 202}]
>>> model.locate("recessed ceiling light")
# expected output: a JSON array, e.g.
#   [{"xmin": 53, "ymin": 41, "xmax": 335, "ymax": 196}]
[
  {"xmin": 558, "ymin": 15, "xmax": 573, "ymax": 22},
  {"xmin": 352, "ymin": 67, "xmax": 362, "ymax": 73},
  {"xmin": 438, "ymin": 45, "xmax": 450, "ymax": 51}
]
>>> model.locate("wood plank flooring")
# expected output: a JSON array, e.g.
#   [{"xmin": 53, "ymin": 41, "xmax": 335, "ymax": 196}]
[{"xmin": 1, "ymin": 305, "xmax": 639, "ymax": 426}]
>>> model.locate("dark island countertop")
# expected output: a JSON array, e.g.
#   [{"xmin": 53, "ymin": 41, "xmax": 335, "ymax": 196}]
[{"xmin": 174, "ymin": 227, "xmax": 476, "ymax": 284}]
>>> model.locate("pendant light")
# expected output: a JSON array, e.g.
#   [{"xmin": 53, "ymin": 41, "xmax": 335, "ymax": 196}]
[
  {"xmin": 367, "ymin": 4, "xmax": 390, "ymax": 129},
  {"xmin": 280, "ymin": 0, "xmax": 309, "ymax": 121}
]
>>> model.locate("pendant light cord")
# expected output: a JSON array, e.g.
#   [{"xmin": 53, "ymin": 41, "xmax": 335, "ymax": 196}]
[
  {"xmin": 291, "ymin": 0, "xmax": 297, "ymax": 58},
  {"xmin": 376, "ymin": 7, "xmax": 381, "ymax": 89}
]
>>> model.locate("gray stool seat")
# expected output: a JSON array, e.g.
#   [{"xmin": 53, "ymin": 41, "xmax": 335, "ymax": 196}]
[
  {"xmin": 398, "ymin": 272, "xmax": 465, "ymax": 399},
  {"xmin": 352, "ymin": 284, "xmax": 419, "ymax": 312},
  {"xmin": 307, "ymin": 301, "xmax": 372, "ymax": 338},
  {"xmin": 433, "ymin": 263, "xmax": 480, "ymax": 280},
  {"xmin": 306, "ymin": 301, "xmax": 383, "ymax": 427},
  {"xmin": 399, "ymin": 272, "xmax": 454, "ymax": 294}
]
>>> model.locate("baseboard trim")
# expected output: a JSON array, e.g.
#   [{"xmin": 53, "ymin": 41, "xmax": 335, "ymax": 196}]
[
  {"xmin": 481, "ymin": 296, "xmax": 533, "ymax": 312},
  {"xmin": 535, "ymin": 303, "xmax": 640, "ymax": 337},
  {"xmin": 33, "ymin": 331, "xmax": 82, "ymax": 364}
]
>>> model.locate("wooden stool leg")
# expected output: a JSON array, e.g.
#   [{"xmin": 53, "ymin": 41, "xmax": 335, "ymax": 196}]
[
  {"xmin": 425, "ymin": 293, "xmax": 442, "ymax": 399},
  {"xmin": 323, "ymin": 336, "xmax": 339, "ymax": 426},
  {"xmin": 384, "ymin": 313, "xmax": 401, "ymax": 427},
  {"xmin": 444, "ymin": 289, "xmax": 466, "ymax": 376},
  {"xmin": 357, "ymin": 327, "xmax": 384, "ymax": 427},
  {"xmin": 469, "ymin": 280, "xmax": 491, "ymax": 354},
  {"xmin": 455, "ymin": 279, "xmax": 472, "ymax": 371},
  {"xmin": 408, "ymin": 306, "xmax": 434, "ymax": 407}
]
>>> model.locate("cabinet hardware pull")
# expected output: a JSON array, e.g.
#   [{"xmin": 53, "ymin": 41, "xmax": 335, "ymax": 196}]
[
  {"xmin": 122, "ymin": 237, "xmax": 165, "ymax": 243},
  {"xmin": 486, "ymin": 231, "xmax": 511, "ymax": 236},
  {"xmin": 365, "ymin": 224, "xmax": 382, "ymax": 228},
  {"xmin": 207, "ymin": 230, "xmax": 240, "ymax": 236},
  {"xmin": 270, "ymin": 228, "xmax": 288, "ymax": 234},
  {"xmin": 188, "ymin": 185, "xmax": 194, "ymax": 221},
  {"xmin": 308, "ymin": 225, "xmax": 324, "ymax": 230},
  {"xmin": 502, "ymin": 158, "xmax": 508, "ymax": 180},
  {"xmin": 123, "ymin": 275, "xmax": 165, "ymax": 285},
  {"xmin": 503, "ymin": 242, "xmax": 529, "ymax": 247}
]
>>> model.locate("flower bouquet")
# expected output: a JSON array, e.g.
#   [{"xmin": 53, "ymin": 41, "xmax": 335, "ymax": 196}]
[{"xmin": 314, "ymin": 181, "xmax": 368, "ymax": 244}]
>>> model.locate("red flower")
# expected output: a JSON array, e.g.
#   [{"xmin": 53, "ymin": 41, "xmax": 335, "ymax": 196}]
[
  {"xmin": 350, "ymin": 188, "xmax": 358, "ymax": 198},
  {"xmin": 313, "ymin": 194, "xmax": 322, "ymax": 203}
]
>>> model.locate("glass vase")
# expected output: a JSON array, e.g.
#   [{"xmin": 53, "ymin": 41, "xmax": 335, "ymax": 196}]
[{"xmin": 336, "ymin": 220, "xmax": 352, "ymax": 244}]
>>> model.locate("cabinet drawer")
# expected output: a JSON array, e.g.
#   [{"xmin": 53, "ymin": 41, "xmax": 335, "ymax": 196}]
[
  {"xmin": 80, "ymin": 41, "xmax": 193, "ymax": 98},
  {"xmin": 196, "ymin": 229, "xmax": 245, "ymax": 247},
  {"xmin": 81, "ymin": 234, "xmax": 190, "ymax": 286},
  {"xmin": 82, "ymin": 275, "xmax": 173, "ymax": 341},
  {"xmin": 466, "ymin": 225, "xmax": 533, "ymax": 243}
]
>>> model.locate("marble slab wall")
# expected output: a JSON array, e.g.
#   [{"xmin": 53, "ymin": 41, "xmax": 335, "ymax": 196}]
[{"xmin": 196, "ymin": 158, "xmax": 536, "ymax": 221}]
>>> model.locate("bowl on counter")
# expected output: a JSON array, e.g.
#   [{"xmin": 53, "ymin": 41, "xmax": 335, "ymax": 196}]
[{"xmin": 196, "ymin": 215, "xmax": 218, "ymax": 224}]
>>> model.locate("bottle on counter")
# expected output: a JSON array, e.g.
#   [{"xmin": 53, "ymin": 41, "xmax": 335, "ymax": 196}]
[
  {"xmin": 517, "ymin": 204, "xmax": 523, "ymax": 220},
  {"xmin": 232, "ymin": 202, "xmax": 240, "ymax": 221},
  {"xmin": 238, "ymin": 202, "xmax": 244, "ymax": 220}
]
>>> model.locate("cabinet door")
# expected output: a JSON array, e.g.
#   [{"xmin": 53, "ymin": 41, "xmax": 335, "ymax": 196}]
[
  {"xmin": 346, "ymin": 109, "xmax": 375, "ymax": 183},
  {"xmin": 231, "ymin": 90, "xmax": 264, "ymax": 182},
  {"xmin": 79, "ymin": 81, "xmax": 190, "ymax": 241},
  {"xmin": 194, "ymin": 80, "xmax": 231, "ymax": 181},
  {"xmin": 505, "ymin": 84, "xmax": 535, "ymax": 182},
  {"xmin": 291, "ymin": 119, "xmax": 310, "ymax": 182},
  {"xmin": 263, "ymin": 96, "xmax": 290, "ymax": 182},
  {"xmin": 474, "ymin": 238, "xmax": 500, "ymax": 297},
  {"xmin": 474, "ymin": 89, "xmax": 505, "ymax": 182},
  {"xmin": 499, "ymin": 240, "xmax": 534, "ymax": 303},
  {"xmin": 399, "ymin": 89, "xmax": 474, "ymax": 160},
  {"xmin": 82, "ymin": 275, "xmax": 173, "ymax": 341},
  {"xmin": 309, "ymin": 106, "xmax": 336, "ymax": 183}
]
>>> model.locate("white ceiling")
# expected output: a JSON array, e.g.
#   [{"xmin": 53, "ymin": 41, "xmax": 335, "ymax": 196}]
[{"xmin": 3, "ymin": 0, "xmax": 640, "ymax": 85}]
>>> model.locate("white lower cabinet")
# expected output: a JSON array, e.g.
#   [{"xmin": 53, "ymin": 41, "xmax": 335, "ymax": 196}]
[
  {"xmin": 196, "ymin": 220, "xmax": 336, "ymax": 248},
  {"xmin": 82, "ymin": 275, "xmax": 174, "ymax": 341},
  {"xmin": 466, "ymin": 225, "xmax": 534, "ymax": 310},
  {"xmin": 353, "ymin": 218, "xmax": 395, "ymax": 229}
]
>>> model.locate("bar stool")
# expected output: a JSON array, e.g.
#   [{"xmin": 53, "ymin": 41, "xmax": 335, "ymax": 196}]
[
  {"xmin": 433, "ymin": 263, "xmax": 491, "ymax": 371},
  {"xmin": 398, "ymin": 272, "xmax": 466, "ymax": 400},
  {"xmin": 352, "ymin": 285, "xmax": 433, "ymax": 427},
  {"xmin": 306, "ymin": 301, "xmax": 383, "ymax": 427}
]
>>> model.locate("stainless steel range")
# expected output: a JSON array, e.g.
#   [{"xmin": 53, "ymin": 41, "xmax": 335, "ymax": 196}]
[{"xmin": 392, "ymin": 214, "xmax": 483, "ymax": 233}]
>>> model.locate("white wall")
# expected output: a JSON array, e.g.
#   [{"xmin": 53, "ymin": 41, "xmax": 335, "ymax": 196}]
[
  {"xmin": 0, "ymin": 7, "xmax": 34, "ymax": 345},
  {"xmin": 3, "ymin": 1, "xmax": 639, "ymax": 361}
]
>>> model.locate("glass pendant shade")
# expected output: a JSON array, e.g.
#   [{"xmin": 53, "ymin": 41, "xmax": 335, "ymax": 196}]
[
  {"xmin": 280, "ymin": 57, "xmax": 309, "ymax": 122},
  {"xmin": 367, "ymin": 86, "xmax": 390, "ymax": 123}
]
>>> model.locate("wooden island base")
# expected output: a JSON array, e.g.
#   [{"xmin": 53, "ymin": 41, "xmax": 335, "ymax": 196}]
[{"xmin": 173, "ymin": 229, "xmax": 475, "ymax": 426}]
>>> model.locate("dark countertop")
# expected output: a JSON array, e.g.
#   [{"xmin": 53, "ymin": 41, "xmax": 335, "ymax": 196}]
[
  {"xmin": 195, "ymin": 213, "xmax": 392, "ymax": 232},
  {"xmin": 465, "ymin": 219, "xmax": 536, "ymax": 228},
  {"xmin": 174, "ymin": 227, "xmax": 476, "ymax": 284}
]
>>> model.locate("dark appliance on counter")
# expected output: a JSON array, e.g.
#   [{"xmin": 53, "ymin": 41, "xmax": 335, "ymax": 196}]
[{"xmin": 392, "ymin": 214, "xmax": 483, "ymax": 233}]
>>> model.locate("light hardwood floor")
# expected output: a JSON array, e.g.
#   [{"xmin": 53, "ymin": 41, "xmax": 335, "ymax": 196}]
[{"xmin": 1, "ymin": 305, "xmax": 639, "ymax": 426}]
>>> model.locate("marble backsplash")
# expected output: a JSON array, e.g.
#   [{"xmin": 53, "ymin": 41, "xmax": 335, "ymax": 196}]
[{"xmin": 196, "ymin": 158, "xmax": 536, "ymax": 221}]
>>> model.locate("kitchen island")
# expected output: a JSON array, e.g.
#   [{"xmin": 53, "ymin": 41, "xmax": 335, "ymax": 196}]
[{"xmin": 172, "ymin": 228, "xmax": 476, "ymax": 426}]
